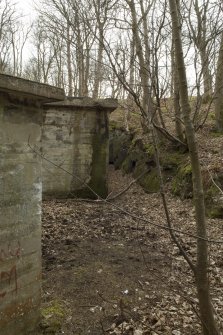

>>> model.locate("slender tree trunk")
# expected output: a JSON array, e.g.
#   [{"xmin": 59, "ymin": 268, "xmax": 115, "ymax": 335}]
[
  {"xmin": 170, "ymin": 3, "xmax": 184, "ymax": 141},
  {"xmin": 172, "ymin": 49, "xmax": 184, "ymax": 141},
  {"xmin": 173, "ymin": 69, "xmax": 183, "ymax": 140},
  {"xmin": 139, "ymin": 0, "xmax": 150, "ymax": 74},
  {"xmin": 11, "ymin": 31, "xmax": 17, "ymax": 76},
  {"xmin": 66, "ymin": 23, "xmax": 73, "ymax": 97},
  {"xmin": 83, "ymin": 47, "xmax": 90, "ymax": 96},
  {"xmin": 169, "ymin": 0, "xmax": 219, "ymax": 334},
  {"xmin": 126, "ymin": 0, "xmax": 150, "ymax": 115},
  {"xmin": 193, "ymin": 0, "xmax": 212, "ymax": 101},
  {"xmin": 76, "ymin": 44, "xmax": 83, "ymax": 96},
  {"xmin": 129, "ymin": 34, "xmax": 135, "ymax": 95},
  {"xmin": 93, "ymin": 26, "xmax": 104, "ymax": 99},
  {"xmin": 200, "ymin": 46, "xmax": 213, "ymax": 101},
  {"xmin": 214, "ymin": 31, "xmax": 223, "ymax": 131}
]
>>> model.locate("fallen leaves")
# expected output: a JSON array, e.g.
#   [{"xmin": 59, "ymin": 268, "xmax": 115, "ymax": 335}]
[{"xmin": 41, "ymin": 164, "xmax": 223, "ymax": 334}]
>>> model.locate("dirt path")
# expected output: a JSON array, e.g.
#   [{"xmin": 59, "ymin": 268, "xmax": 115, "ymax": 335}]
[{"xmin": 40, "ymin": 166, "xmax": 223, "ymax": 335}]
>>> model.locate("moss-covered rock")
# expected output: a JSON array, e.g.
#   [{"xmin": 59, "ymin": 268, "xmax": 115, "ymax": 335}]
[
  {"xmin": 109, "ymin": 126, "xmax": 223, "ymax": 218},
  {"xmin": 122, "ymin": 144, "xmax": 147, "ymax": 174},
  {"xmin": 110, "ymin": 127, "xmax": 187, "ymax": 195},
  {"xmin": 109, "ymin": 129, "xmax": 133, "ymax": 168},
  {"xmin": 205, "ymin": 175, "xmax": 223, "ymax": 218},
  {"xmin": 172, "ymin": 163, "xmax": 193, "ymax": 199},
  {"xmin": 138, "ymin": 168, "xmax": 160, "ymax": 193},
  {"xmin": 210, "ymin": 129, "xmax": 223, "ymax": 138},
  {"xmin": 132, "ymin": 159, "xmax": 159, "ymax": 193},
  {"xmin": 172, "ymin": 162, "xmax": 223, "ymax": 218},
  {"xmin": 40, "ymin": 300, "xmax": 67, "ymax": 334},
  {"xmin": 144, "ymin": 143, "xmax": 155, "ymax": 156},
  {"xmin": 207, "ymin": 207, "xmax": 223, "ymax": 219},
  {"xmin": 161, "ymin": 151, "xmax": 185, "ymax": 171},
  {"xmin": 122, "ymin": 156, "xmax": 135, "ymax": 174}
]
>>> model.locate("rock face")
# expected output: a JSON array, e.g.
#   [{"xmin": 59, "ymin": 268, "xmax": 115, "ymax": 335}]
[
  {"xmin": 0, "ymin": 74, "xmax": 64, "ymax": 335},
  {"xmin": 109, "ymin": 125, "xmax": 223, "ymax": 218},
  {"xmin": 42, "ymin": 98, "xmax": 118, "ymax": 199},
  {"xmin": 109, "ymin": 126, "xmax": 183, "ymax": 194}
]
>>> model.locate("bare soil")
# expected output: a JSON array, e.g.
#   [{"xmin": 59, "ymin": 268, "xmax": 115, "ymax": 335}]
[{"xmin": 40, "ymin": 164, "xmax": 223, "ymax": 335}]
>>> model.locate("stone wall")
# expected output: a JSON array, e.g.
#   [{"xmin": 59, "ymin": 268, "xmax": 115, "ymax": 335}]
[
  {"xmin": 0, "ymin": 74, "xmax": 64, "ymax": 335},
  {"xmin": 42, "ymin": 98, "xmax": 117, "ymax": 199}
]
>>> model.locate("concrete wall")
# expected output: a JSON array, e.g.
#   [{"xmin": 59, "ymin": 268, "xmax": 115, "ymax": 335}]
[
  {"xmin": 42, "ymin": 98, "xmax": 117, "ymax": 199},
  {"xmin": 0, "ymin": 74, "xmax": 116, "ymax": 334},
  {"xmin": 0, "ymin": 74, "xmax": 64, "ymax": 335}
]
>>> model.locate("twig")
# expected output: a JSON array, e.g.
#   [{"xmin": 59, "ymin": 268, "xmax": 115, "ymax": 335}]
[
  {"xmin": 151, "ymin": 126, "xmax": 196, "ymax": 273},
  {"xmin": 207, "ymin": 168, "xmax": 223, "ymax": 195},
  {"xmin": 153, "ymin": 121, "xmax": 188, "ymax": 148},
  {"xmin": 107, "ymin": 168, "xmax": 150, "ymax": 201},
  {"xmin": 100, "ymin": 320, "xmax": 107, "ymax": 335}
]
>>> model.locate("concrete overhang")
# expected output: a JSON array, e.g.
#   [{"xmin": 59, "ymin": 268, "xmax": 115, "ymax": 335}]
[
  {"xmin": 0, "ymin": 74, "xmax": 65, "ymax": 103},
  {"xmin": 45, "ymin": 97, "xmax": 118, "ymax": 112}
]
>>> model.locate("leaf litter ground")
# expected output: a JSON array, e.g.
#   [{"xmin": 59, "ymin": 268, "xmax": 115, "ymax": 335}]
[{"xmin": 41, "ymin": 164, "xmax": 223, "ymax": 335}]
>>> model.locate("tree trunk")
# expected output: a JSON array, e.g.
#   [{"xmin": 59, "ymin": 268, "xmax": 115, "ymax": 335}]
[
  {"xmin": 171, "ymin": 21, "xmax": 184, "ymax": 141},
  {"xmin": 75, "ymin": 11, "xmax": 84, "ymax": 96},
  {"xmin": 93, "ymin": 26, "xmax": 104, "ymax": 99},
  {"xmin": 200, "ymin": 46, "xmax": 213, "ymax": 101},
  {"xmin": 66, "ymin": 23, "xmax": 73, "ymax": 97},
  {"xmin": 214, "ymin": 32, "xmax": 223, "ymax": 131},
  {"xmin": 126, "ymin": 0, "xmax": 150, "ymax": 115},
  {"xmin": 83, "ymin": 47, "xmax": 90, "ymax": 96},
  {"xmin": 168, "ymin": 0, "xmax": 220, "ymax": 334},
  {"xmin": 193, "ymin": 0, "xmax": 213, "ymax": 101},
  {"xmin": 172, "ymin": 50, "xmax": 184, "ymax": 141},
  {"xmin": 173, "ymin": 65, "xmax": 184, "ymax": 140}
]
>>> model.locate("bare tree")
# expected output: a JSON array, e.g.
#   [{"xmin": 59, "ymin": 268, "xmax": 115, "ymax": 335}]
[
  {"xmin": 125, "ymin": 0, "xmax": 151, "ymax": 115},
  {"xmin": 0, "ymin": 0, "xmax": 15, "ymax": 73},
  {"xmin": 214, "ymin": 31, "xmax": 223, "ymax": 131},
  {"xmin": 169, "ymin": 0, "xmax": 220, "ymax": 333},
  {"xmin": 184, "ymin": 0, "xmax": 222, "ymax": 101},
  {"xmin": 10, "ymin": 21, "xmax": 31, "ymax": 76}
]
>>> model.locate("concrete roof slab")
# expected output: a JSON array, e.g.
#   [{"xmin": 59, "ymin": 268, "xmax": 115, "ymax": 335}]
[
  {"xmin": 0, "ymin": 74, "xmax": 65, "ymax": 102},
  {"xmin": 45, "ymin": 97, "xmax": 118, "ymax": 112}
]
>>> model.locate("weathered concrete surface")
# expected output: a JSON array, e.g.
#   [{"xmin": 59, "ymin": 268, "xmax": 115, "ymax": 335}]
[
  {"xmin": 42, "ymin": 97, "xmax": 118, "ymax": 199},
  {"xmin": 0, "ymin": 73, "xmax": 65, "ymax": 102},
  {"xmin": 0, "ymin": 74, "xmax": 64, "ymax": 335}
]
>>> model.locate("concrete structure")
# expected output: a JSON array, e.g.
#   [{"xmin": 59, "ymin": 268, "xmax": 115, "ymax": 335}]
[
  {"xmin": 42, "ymin": 97, "xmax": 117, "ymax": 199},
  {"xmin": 0, "ymin": 74, "xmax": 64, "ymax": 335},
  {"xmin": 0, "ymin": 74, "xmax": 116, "ymax": 334}
]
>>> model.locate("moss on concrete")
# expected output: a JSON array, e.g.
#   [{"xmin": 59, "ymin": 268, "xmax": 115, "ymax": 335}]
[
  {"xmin": 74, "ymin": 134, "xmax": 108, "ymax": 199},
  {"xmin": 40, "ymin": 300, "xmax": 66, "ymax": 334},
  {"xmin": 109, "ymin": 120, "xmax": 118, "ymax": 130},
  {"xmin": 74, "ymin": 111, "xmax": 109, "ymax": 199}
]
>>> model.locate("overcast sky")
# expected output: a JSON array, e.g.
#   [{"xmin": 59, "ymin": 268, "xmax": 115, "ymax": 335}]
[
  {"xmin": 15, "ymin": 0, "xmax": 36, "ymax": 61},
  {"xmin": 16, "ymin": 0, "xmax": 35, "ymax": 19}
]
